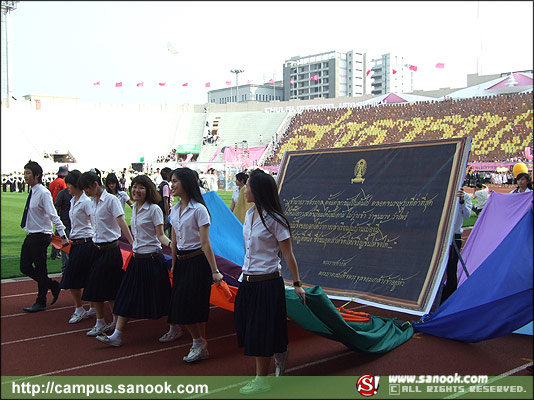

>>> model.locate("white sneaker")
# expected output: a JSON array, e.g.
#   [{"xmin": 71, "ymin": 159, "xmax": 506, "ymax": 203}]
[
  {"xmin": 96, "ymin": 334, "xmax": 121, "ymax": 347},
  {"xmin": 68, "ymin": 309, "xmax": 88, "ymax": 324},
  {"xmin": 239, "ymin": 378, "xmax": 271, "ymax": 395},
  {"xmin": 159, "ymin": 329, "xmax": 183, "ymax": 343},
  {"xmin": 274, "ymin": 348, "xmax": 290, "ymax": 376},
  {"xmin": 103, "ymin": 322, "xmax": 116, "ymax": 333},
  {"xmin": 183, "ymin": 343, "xmax": 209, "ymax": 362},
  {"xmin": 85, "ymin": 308, "xmax": 96, "ymax": 318},
  {"xmin": 86, "ymin": 324, "xmax": 106, "ymax": 337}
]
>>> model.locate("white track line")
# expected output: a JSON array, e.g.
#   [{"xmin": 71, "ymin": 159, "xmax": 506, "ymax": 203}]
[
  {"xmin": 2, "ymin": 292, "xmax": 38, "ymax": 298},
  {"xmin": 1, "ymin": 319, "xmax": 146, "ymax": 346},
  {"xmin": 2, "ymin": 332, "xmax": 238, "ymax": 383}
]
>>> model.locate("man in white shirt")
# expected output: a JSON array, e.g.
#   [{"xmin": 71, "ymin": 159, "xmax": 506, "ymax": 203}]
[
  {"xmin": 20, "ymin": 161, "xmax": 69, "ymax": 312},
  {"xmin": 472, "ymin": 182, "xmax": 489, "ymax": 215}
]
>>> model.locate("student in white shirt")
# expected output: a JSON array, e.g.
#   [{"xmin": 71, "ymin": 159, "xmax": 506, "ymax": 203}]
[
  {"xmin": 105, "ymin": 172, "xmax": 133, "ymax": 210},
  {"xmin": 510, "ymin": 172, "xmax": 533, "ymax": 193},
  {"xmin": 20, "ymin": 160, "xmax": 69, "ymax": 313},
  {"xmin": 96, "ymin": 175, "xmax": 173, "ymax": 347},
  {"xmin": 59, "ymin": 170, "xmax": 96, "ymax": 323},
  {"xmin": 235, "ymin": 169, "xmax": 306, "ymax": 395},
  {"xmin": 163, "ymin": 168, "xmax": 223, "ymax": 362},
  {"xmin": 79, "ymin": 171, "xmax": 135, "ymax": 337}
]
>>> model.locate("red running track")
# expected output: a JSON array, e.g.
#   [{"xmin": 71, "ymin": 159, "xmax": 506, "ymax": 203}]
[{"xmin": 1, "ymin": 277, "xmax": 532, "ymax": 378}]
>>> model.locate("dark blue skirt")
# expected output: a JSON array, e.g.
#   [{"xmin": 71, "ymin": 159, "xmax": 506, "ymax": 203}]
[
  {"xmin": 234, "ymin": 276, "xmax": 288, "ymax": 357},
  {"xmin": 60, "ymin": 240, "xmax": 94, "ymax": 289},
  {"xmin": 167, "ymin": 249, "xmax": 212, "ymax": 325},
  {"xmin": 113, "ymin": 254, "xmax": 171, "ymax": 319},
  {"xmin": 82, "ymin": 244, "xmax": 124, "ymax": 302}
]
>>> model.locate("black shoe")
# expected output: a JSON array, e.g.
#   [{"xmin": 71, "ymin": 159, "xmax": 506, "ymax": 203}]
[
  {"xmin": 50, "ymin": 283, "xmax": 61, "ymax": 305},
  {"xmin": 23, "ymin": 303, "xmax": 46, "ymax": 313}
]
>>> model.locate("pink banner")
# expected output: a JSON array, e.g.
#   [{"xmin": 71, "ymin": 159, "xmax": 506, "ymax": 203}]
[{"xmin": 469, "ymin": 162, "xmax": 532, "ymax": 171}]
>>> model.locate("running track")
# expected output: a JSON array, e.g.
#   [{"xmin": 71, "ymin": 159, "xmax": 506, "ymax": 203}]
[
  {"xmin": 1, "ymin": 277, "xmax": 532, "ymax": 378},
  {"xmin": 2, "ymin": 185, "xmax": 531, "ymax": 378}
]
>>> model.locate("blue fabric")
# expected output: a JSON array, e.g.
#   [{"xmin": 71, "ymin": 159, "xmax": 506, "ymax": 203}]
[
  {"xmin": 413, "ymin": 207, "xmax": 533, "ymax": 342},
  {"xmin": 203, "ymin": 191, "xmax": 245, "ymax": 267}
]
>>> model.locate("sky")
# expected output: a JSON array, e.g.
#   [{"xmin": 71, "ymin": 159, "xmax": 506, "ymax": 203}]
[{"xmin": 6, "ymin": 1, "xmax": 534, "ymax": 105}]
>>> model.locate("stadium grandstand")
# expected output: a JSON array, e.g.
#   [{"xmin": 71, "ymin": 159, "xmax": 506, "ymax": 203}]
[{"xmin": 1, "ymin": 72, "xmax": 532, "ymax": 177}]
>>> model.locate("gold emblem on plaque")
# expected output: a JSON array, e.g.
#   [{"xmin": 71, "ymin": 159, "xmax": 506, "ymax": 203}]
[{"xmin": 351, "ymin": 159, "xmax": 367, "ymax": 184}]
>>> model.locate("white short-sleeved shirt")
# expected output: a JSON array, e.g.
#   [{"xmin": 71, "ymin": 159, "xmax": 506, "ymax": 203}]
[
  {"xmin": 23, "ymin": 183, "xmax": 66, "ymax": 236},
  {"xmin": 241, "ymin": 206, "xmax": 291, "ymax": 277},
  {"xmin": 170, "ymin": 199, "xmax": 210, "ymax": 250},
  {"xmin": 69, "ymin": 193, "xmax": 93, "ymax": 239},
  {"xmin": 91, "ymin": 189, "xmax": 125, "ymax": 243},
  {"xmin": 131, "ymin": 202, "xmax": 164, "ymax": 254},
  {"xmin": 110, "ymin": 190, "xmax": 130, "ymax": 210}
]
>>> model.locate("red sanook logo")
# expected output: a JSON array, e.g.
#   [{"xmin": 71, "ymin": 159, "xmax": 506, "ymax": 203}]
[{"xmin": 356, "ymin": 375, "xmax": 380, "ymax": 397}]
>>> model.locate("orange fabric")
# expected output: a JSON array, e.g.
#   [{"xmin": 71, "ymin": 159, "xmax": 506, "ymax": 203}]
[
  {"xmin": 337, "ymin": 307, "xmax": 371, "ymax": 323},
  {"xmin": 210, "ymin": 280, "xmax": 237, "ymax": 312},
  {"xmin": 51, "ymin": 235, "xmax": 71, "ymax": 254},
  {"xmin": 121, "ymin": 249, "xmax": 133, "ymax": 271}
]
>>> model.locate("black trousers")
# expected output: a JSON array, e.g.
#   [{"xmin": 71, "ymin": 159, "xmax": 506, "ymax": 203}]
[
  {"xmin": 20, "ymin": 233, "xmax": 58, "ymax": 306},
  {"xmin": 441, "ymin": 233, "xmax": 463, "ymax": 303}
]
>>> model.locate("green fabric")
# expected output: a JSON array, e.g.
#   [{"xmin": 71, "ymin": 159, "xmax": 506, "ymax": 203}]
[{"xmin": 286, "ymin": 285, "xmax": 413, "ymax": 353}]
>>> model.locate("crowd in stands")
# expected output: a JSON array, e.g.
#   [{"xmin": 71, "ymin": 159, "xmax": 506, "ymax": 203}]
[
  {"xmin": 264, "ymin": 92, "xmax": 533, "ymax": 167},
  {"xmin": 203, "ymin": 130, "xmax": 220, "ymax": 145},
  {"xmin": 156, "ymin": 148, "xmax": 177, "ymax": 163}
]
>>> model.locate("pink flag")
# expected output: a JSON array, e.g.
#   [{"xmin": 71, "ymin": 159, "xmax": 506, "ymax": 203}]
[
  {"xmin": 392, "ymin": 69, "xmax": 397, "ymax": 74},
  {"xmin": 115, "ymin": 82, "xmax": 122, "ymax": 87},
  {"xmin": 93, "ymin": 81, "xmax": 101, "ymax": 86},
  {"xmin": 435, "ymin": 62, "xmax": 445, "ymax": 68},
  {"xmin": 205, "ymin": 82, "xmax": 210, "ymax": 87},
  {"xmin": 409, "ymin": 65, "xmax": 417, "ymax": 71},
  {"xmin": 366, "ymin": 70, "xmax": 371, "ymax": 76},
  {"xmin": 340, "ymin": 74, "xmax": 344, "ymax": 78},
  {"xmin": 182, "ymin": 82, "xmax": 189, "ymax": 86},
  {"xmin": 226, "ymin": 81, "xmax": 232, "ymax": 85},
  {"xmin": 247, "ymin": 80, "xmax": 252, "ymax": 84},
  {"xmin": 159, "ymin": 82, "xmax": 166, "ymax": 86},
  {"xmin": 290, "ymin": 78, "xmax": 294, "ymax": 85},
  {"xmin": 136, "ymin": 82, "xmax": 144, "ymax": 87},
  {"xmin": 310, "ymin": 75, "xmax": 319, "ymax": 81},
  {"xmin": 269, "ymin": 78, "xmax": 275, "ymax": 84}
]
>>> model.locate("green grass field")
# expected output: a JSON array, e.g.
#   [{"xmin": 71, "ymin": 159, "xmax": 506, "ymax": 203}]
[
  {"xmin": 1, "ymin": 190, "xmax": 476, "ymax": 279},
  {"xmin": 1, "ymin": 191, "xmax": 234, "ymax": 279}
]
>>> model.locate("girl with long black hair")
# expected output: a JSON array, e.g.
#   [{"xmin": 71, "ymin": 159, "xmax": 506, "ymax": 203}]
[
  {"xmin": 105, "ymin": 172, "xmax": 133, "ymax": 210},
  {"xmin": 162, "ymin": 167, "xmax": 223, "ymax": 362},
  {"xmin": 235, "ymin": 169, "xmax": 305, "ymax": 394}
]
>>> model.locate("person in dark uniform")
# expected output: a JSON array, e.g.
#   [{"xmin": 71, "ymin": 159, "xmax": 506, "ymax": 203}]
[{"xmin": 20, "ymin": 160, "xmax": 69, "ymax": 313}]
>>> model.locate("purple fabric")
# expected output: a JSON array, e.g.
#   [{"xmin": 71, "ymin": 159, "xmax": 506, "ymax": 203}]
[{"xmin": 457, "ymin": 191, "xmax": 533, "ymax": 286}]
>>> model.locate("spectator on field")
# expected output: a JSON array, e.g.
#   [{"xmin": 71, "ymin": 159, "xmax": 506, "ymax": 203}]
[
  {"xmin": 105, "ymin": 173, "xmax": 133, "ymax": 210},
  {"xmin": 55, "ymin": 186, "xmax": 73, "ymax": 274},
  {"xmin": 230, "ymin": 172, "xmax": 249, "ymax": 212}
]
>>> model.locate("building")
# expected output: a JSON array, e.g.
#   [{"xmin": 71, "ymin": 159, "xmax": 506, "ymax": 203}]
[
  {"xmin": 282, "ymin": 50, "xmax": 366, "ymax": 101},
  {"xmin": 369, "ymin": 53, "xmax": 415, "ymax": 95},
  {"xmin": 208, "ymin": 82, "xmax": 284, "ymax": 104},
  {"xmin": 1, "ymin": 1, "xmax": 18, "ymax": 107}
]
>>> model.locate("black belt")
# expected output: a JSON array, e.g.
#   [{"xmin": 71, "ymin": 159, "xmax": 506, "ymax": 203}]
[
  {"xmin": 71, "ymin": 237, "xmax": 92, "ymax": 246},
  {"xmin": 177, "ymin": 249, "xmax": 204, "ymax": 260},
  {"xmin": 133, "ymin": 251, "xmax": 163, "ymax": 259},
  {"xmin": 93, "ymin": 240, "xmax": 119, "ymax": 251},
  {"xmin": 243, "ymin": 272, "xmax": 280, "ymax": 283}
]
